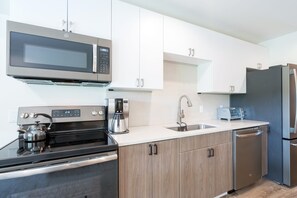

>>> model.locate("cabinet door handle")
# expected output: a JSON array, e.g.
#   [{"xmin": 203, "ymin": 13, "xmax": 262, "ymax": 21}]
[
  {"xmin": 207, "ymin": 148, "xmax": 212, "ymax": 158},
  {"xmin": 135, "ymin": 78, "xmax": 140, "ymax": 87},
  {"xmin": 62, "ymin": 19, "xmax": 67, "ymax": 31},
  {"xmin": 68, "ymin": 21, "xmax": 74, "ymax": 33},
  {"xmin": 153, "ymin": 144, "xmax": 158, "ymax": 155},
  {"xmin": 141, "ymin": 78, "xmax": 144, "ymax": 87},
  {"xmin": 192, "ymin": 48, "xmax": 195, "ymax": 57},
  {"xmin": 188, "ymin": 48, "xmax": 192, "ymax": 56},
  {"xmin": 211, "ymin": 148, "xmax": 215, "ymax": 157},
  {"xmin": 149, "ymin": 144, "xmax": 153, "ymax": 155},
  {"xmin": 257, "ymin": 63, "xmax": 262, "ymax": 69}
]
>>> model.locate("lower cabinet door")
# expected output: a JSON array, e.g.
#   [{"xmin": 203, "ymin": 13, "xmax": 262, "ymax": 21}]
[
  {"xmin": 180, "ymin": 147, "xmax": 214, "ymax": 198},
  {"xmin": 180, "ymin": 143, "xmax": 232, "ymax": 198},
  {"xmin": 119, "ymin": 139, "xmax": 180, "ymax": 198},
  {"xmin": 119, "ymin": 143, "xmax": 153, "ymax": 198},
  {"xmin": 213, "ymin": 143, "xmax": 233, "ymax": 196},
  {"xmin": 153, "ymin": 139, "xmax": 180, "ymax": 198}
]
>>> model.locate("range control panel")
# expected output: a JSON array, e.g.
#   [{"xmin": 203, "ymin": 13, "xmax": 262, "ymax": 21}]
[
  {"xmin": 52, "ymin": 109, "xmax": 80, "ymax": 118},
  {"xmin": 17, "ymin": 106, "xmax": 106, "ymax": 125}
]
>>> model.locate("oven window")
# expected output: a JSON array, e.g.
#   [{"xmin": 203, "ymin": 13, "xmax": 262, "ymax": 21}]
[
  {"xmin": 10, "ymin": 32, "xmax": 93, "ymax": 73},
  {"xmin": 0, "ymin": 160, "xmax": 118, "ymax": 198}
]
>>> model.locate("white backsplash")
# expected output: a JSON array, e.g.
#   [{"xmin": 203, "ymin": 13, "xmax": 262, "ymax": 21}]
[
  {"xmin": 0, "ymin": 14, "xmax": 229, "ymax": 147},
  {"xmin": 107, "ymin": 61, "xmax": 229, "ymax": 127}
]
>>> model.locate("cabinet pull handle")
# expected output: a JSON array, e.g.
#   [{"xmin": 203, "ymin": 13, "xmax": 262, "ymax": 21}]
[
  {"xmin": 153, "ymin": 144, "xmax": 158, "ymax": 155},
  {"xmin": 149, "ymin": 144, "xmax": 153, "ymax": 155},
  {"xmin": 141, "ymin": 78, "xmax": 144, "ymax": 87},
  {"xmin": 211, "ymin": 148, "xmax": 215, "ymax": 157},
  {"xmin": 192, "ymin": 48, "xmax": 195, "ymax": 57},
  {"xmin": 257, "ymin": 63, "xmax": 262, "ymax": 69},
  {"xmin": 69, "ymin": 21, "xmax": 74, "ymax": 33},
  {"xmin": 136, "ymin": 79, "xmax": 140, "ymax": 87},
  {"xmin": 62, "ymin": 19, "xmax": 67, "ymax": 31},
  {"xmin": 207, "ymin": 148, "xmax": 212, "ymax": 158},
  {"xmin": 188, "ymin": 48, "xmax": 192, "ymax": 56}
]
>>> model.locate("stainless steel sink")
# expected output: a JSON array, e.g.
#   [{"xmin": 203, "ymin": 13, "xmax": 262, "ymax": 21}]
[{"xmin": 167, "ymin": 124, "xmax": 216, "ymax": 132}]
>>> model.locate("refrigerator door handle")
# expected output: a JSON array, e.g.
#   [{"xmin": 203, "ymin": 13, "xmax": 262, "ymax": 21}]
[{"xmin": 293, "ymin": 69, "xmax": 297, "ymax": 134}]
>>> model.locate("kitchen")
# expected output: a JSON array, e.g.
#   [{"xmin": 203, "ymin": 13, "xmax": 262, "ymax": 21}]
[{"xmin": 1, "ymin": 0, "xmax": 297, "ymax": 197}]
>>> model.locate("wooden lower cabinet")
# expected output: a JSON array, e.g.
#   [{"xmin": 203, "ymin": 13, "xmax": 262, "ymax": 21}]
[
  {"xmin": 180, "ymin": 131, "xmax": 232, "ymax": 198},
  {"xmin": 119, "ymin": 139, "xmax": 179, "ymax": 198}
]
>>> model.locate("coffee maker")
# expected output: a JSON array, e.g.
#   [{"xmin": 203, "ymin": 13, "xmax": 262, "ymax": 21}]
[{"xmin": 107, "ymin": 98, "xmax": 129, "ymax": 134}]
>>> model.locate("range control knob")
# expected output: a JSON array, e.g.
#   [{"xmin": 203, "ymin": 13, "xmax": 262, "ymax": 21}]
[
  {"xmin": 98, "ymin": 111, "xmax": 104, "ymax": 115},
  {"xmin": 91, "ymin": 111, "xmax": 98, "ymax": 116},
  {"xmin": 20, "ymin": 113, "xmax": 29, "ymax": 119}
]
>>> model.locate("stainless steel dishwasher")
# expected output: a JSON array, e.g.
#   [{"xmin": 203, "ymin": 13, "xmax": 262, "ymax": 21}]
[{"xmin": 233, "ymin": 127, "xmax": 263, "ymax": 190}]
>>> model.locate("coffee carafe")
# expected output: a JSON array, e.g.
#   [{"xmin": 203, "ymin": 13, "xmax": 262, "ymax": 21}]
[{"xmin": 107, "ymin": 98, "xmax": 129, "ymax": 134}]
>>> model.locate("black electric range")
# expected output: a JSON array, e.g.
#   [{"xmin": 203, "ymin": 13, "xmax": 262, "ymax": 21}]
[
  {"xmin": 0, "ymin": 105, "xmax": 118, "ymax": 170},
  {"xmin": 0, "ymin": 128, "xmax": 117, "ymax": 169}
]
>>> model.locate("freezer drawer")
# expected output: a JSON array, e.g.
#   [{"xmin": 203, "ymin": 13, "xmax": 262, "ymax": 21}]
[
  {"xmin": 283, "ymin": 139, "xmax": 297, "ymax": 186},
  {"xmin": 233, "ymin": 127, "xmax": 263, "ymax": 190}
]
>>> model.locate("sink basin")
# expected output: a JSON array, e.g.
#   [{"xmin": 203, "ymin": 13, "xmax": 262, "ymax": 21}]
[{"xmin": 167, "ymin": 124, "xmax": 216, "ymax": 132}]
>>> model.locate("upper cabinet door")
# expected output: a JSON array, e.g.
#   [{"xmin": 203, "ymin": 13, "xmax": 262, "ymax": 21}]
[
  {"xmin": 10, "ymin": 0, "xmax": 67, "ymax": 30},
  {"xmin": 68, "ymin": 0, "xmax": 111, "ymax": 39},
  {"xmin": 164, "ymin": 16, "xmax": 213, "ymax": 61},
  {"xmin": 10, "ymin": 0, "xmax": 111, "ymax": 39},
  {"xmin": 111, "ymin": 0, "xmax": 140, "ymax": 89},
  {"xmin": 139, "ymin": 9, "xmax": 163, "ymax": 90}
]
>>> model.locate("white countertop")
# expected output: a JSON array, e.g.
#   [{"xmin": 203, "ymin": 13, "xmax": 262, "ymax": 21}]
[{"xmin": 111, "ymin": 119, "xmax": 269, "ymax": 146}]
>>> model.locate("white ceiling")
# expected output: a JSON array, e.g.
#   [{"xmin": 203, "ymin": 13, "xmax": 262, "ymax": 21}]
[{"xmin": 121, "ymin": 0, "xmax": 297, "ymax": 44}]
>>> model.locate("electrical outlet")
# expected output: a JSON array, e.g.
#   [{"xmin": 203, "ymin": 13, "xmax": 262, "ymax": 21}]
[{"xmin": 199, "ymin": 105, "xmax": 203, "ymax": 113}]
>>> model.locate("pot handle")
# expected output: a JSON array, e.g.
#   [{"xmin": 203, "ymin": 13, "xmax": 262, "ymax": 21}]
[{"xmin": 31, "ymin": 113, "xmax": 53, "ymax": 130}]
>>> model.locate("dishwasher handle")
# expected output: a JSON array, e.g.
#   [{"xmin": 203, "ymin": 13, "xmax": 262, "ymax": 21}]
[{"xmin": 235, "ymin": 130, "xmax": 263, "ymax": 138}]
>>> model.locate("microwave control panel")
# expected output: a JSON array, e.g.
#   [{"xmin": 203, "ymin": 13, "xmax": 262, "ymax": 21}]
[{"xmin": 98, "ymin": 47, "xmax": 110, "ymax": 74}]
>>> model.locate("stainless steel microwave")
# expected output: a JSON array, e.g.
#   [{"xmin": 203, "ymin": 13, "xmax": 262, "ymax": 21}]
[{"xmin": 6, "ymin": 21, "xmax": 112, "ymax": 86}]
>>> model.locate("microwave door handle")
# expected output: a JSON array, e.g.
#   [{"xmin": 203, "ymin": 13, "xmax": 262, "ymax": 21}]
[
  {"xmin": 93, "ymin": 44, "xmax": 97, "ymax": 73},
  {"xmin": 292, "ymin": 69, "xmax": 297, "ymax": 134}
]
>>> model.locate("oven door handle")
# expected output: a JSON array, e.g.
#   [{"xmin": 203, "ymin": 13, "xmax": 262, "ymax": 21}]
[{"xmin": 0, "ymin": 153, "xmax": 117, "ymax": 180}]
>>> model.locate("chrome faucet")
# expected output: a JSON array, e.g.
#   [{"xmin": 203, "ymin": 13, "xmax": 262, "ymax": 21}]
[{"xmin": 177, "ymin": 95, "xmax": 193, "ymax": 127}]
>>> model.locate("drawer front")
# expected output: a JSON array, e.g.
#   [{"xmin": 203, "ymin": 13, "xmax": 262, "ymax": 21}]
[{"xmin": 180, "ymin": 131, "xmax": 231, "ymax": 152}]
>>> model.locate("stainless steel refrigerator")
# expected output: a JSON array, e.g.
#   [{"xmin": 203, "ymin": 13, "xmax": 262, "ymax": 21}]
[{"xmin": 231, "ymin": 64, "xmax": 297, "ymax": 186}]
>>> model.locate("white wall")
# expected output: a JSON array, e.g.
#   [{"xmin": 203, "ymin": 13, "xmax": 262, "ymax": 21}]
[
  {"xmin": 261, "ymin": 31, "xmax": 297, "ymax": 65},
  {"xmin": 0, "ymin": 14, "xmax": 229, "ymax": 147}
]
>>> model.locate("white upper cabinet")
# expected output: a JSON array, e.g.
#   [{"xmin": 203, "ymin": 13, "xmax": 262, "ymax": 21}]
[
  {"xmin": 110, "ymin": 0, "xmax": 163, "ymax": 90},
  {"xmin": 164, "ymin": 16, "xmax": 213, "ymax": 64},
  {"xmin": 10, "ymin": 0, "xmax": 111, "ymax": 39},
  {"xmin": 243, "ymin": 43, "xmax": 269, "ymax": 70},
  {"xmin": 200, "ymin": 33, "xmax": 247, "ymax": 93},
  {"xmin": 10, "ymin": 0, "xmax": 67, "ymax": 30},
  {"xmin": 67, "ymin": 0, "xmax": 111, "ymax": 39}
]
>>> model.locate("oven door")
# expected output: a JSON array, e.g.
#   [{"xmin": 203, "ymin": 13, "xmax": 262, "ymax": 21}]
[{"xmin": 0, "ymin": 151, "xmax": 118, "ymax": 198}]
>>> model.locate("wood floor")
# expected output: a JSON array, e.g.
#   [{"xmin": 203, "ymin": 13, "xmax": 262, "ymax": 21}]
[{"xmin": 225, "ymin": 179, "xmax": 297, "ymax": 198}]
